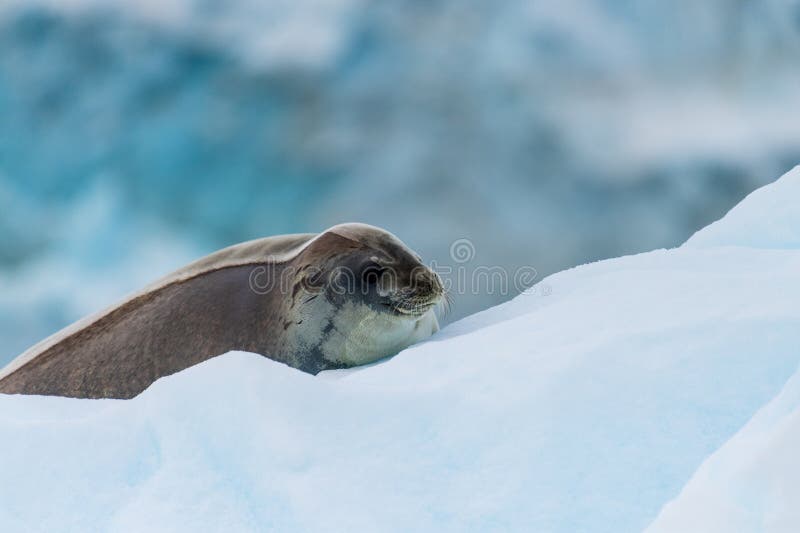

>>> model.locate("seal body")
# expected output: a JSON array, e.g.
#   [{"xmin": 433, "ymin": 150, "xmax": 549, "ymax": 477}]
[{"xmin": 0, "ymin": 224, "xmax": 443, "ymax": 399}]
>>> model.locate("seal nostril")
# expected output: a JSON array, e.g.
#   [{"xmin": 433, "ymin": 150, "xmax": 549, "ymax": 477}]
[{"xmin": 416, "ymin": 270, "xmax": 442, "ymax": 296}]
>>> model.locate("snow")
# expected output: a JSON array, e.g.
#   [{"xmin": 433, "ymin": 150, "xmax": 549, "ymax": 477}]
[
  {"xmin": 685, "ymin": 165, "xmax": 800, "ymax": 250},
  {"xmin": 645, "ymin": 370, "xmax": 800, "ymax": 533},
  {"xmin": 2, "ymin": 166, "xmax": 800, "ymax": 532}
]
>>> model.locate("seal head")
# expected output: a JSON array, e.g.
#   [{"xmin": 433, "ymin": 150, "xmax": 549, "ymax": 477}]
[{"xmin": 284, "ymin": 223, "xmax": 444, "ymax": 370}]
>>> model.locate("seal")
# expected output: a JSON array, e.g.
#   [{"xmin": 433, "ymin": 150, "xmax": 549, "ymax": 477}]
[{"xmin": 0, "ymin": 223, "xmax": 444, "ymax": 399}]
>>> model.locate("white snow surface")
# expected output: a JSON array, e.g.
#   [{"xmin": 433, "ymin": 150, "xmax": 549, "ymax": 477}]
[
  {"xmin": 685, "ymin": 163, "xmax": 800, "ymax": 250},
  {"xmin": 645, "ymin": 370, "xmax": 800, "ymax": 533},
  {"xmin": 2, "ymin": 166, "xmax": 800, "ymax": 532}
]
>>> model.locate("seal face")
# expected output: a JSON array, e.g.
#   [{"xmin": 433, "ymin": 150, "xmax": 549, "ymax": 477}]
[{"xmin": 0, "ymin": 223, "xmax": 444, "ymax": 399}]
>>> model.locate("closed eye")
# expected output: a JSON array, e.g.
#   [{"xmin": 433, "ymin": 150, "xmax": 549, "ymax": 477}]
[{"xmin": 362, "ymin": 262, "xmax": 386, "ymax": 284}]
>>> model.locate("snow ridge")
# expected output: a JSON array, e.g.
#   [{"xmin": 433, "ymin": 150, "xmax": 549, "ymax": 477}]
[{"xmin": 1, "ymin": 167, "xmax": 800, "ymax": 532}]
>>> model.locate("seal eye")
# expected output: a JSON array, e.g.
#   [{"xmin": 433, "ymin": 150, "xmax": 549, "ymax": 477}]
[{"xmin": 362, "ymin": 262, "xmax": 385, "ymax": 285}]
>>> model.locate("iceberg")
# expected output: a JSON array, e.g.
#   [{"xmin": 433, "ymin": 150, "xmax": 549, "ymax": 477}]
[
  {"xmin": 1, "ymin": 167, "xmax": 800, "ymax": 532},
  {"xmin": 646, "ymin": 370, "xmax": 800, "ymax": 533}
]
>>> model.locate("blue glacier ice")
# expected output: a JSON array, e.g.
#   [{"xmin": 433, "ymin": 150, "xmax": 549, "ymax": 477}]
[{"xmin": 2, "ymin": 0, "xmax": 800, "ymax": 364}]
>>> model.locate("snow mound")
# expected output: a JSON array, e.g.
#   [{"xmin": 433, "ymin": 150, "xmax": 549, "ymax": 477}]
[
  {"xmin": 685, "ymin": 165, "xmax": 800, "ymax": 249},
  {"xmin": 2, "ymin": 168, "xmax": 800, "ymax": 532},
  {"xmin": 646, "ymin": 370, "xmax": 800, "ymax": 533}
]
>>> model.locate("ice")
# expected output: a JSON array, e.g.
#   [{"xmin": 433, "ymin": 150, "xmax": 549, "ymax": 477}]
[
  {"xmin": 685, "ymin": 166, "xmax": 800, "ymax": 250},
  {"xmin": 2, "ymin": 167, "xmax": 800, "ymax": 531},
  {"xmin": 646, "ymin": 369, "xmax": 800, "ymax": 532}
]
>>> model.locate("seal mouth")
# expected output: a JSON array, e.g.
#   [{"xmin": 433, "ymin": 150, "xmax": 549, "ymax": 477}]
[
  {"xmin": 381, "ymin": 267, "xmax": 447, "ymax": 318},
  {"xmin": 383, "ymin": 292, "xmax": 443, "ymax": 318}
]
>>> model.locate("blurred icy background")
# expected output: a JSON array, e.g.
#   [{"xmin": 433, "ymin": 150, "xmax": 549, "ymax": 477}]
[{"xmin": 2, "ymin": 0, "xmax": 800, "ymax": 365}]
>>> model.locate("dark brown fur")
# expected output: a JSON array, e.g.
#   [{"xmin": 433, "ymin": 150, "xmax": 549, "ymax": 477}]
[{"xmin": 0, "ymin": 232, "xmax": 351, "ymax": 399}]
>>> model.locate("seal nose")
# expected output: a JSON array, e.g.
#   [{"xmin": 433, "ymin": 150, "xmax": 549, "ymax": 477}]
[{"xmin": 414, "ymin": 268, "xmax": 444, "ymax": 298}]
